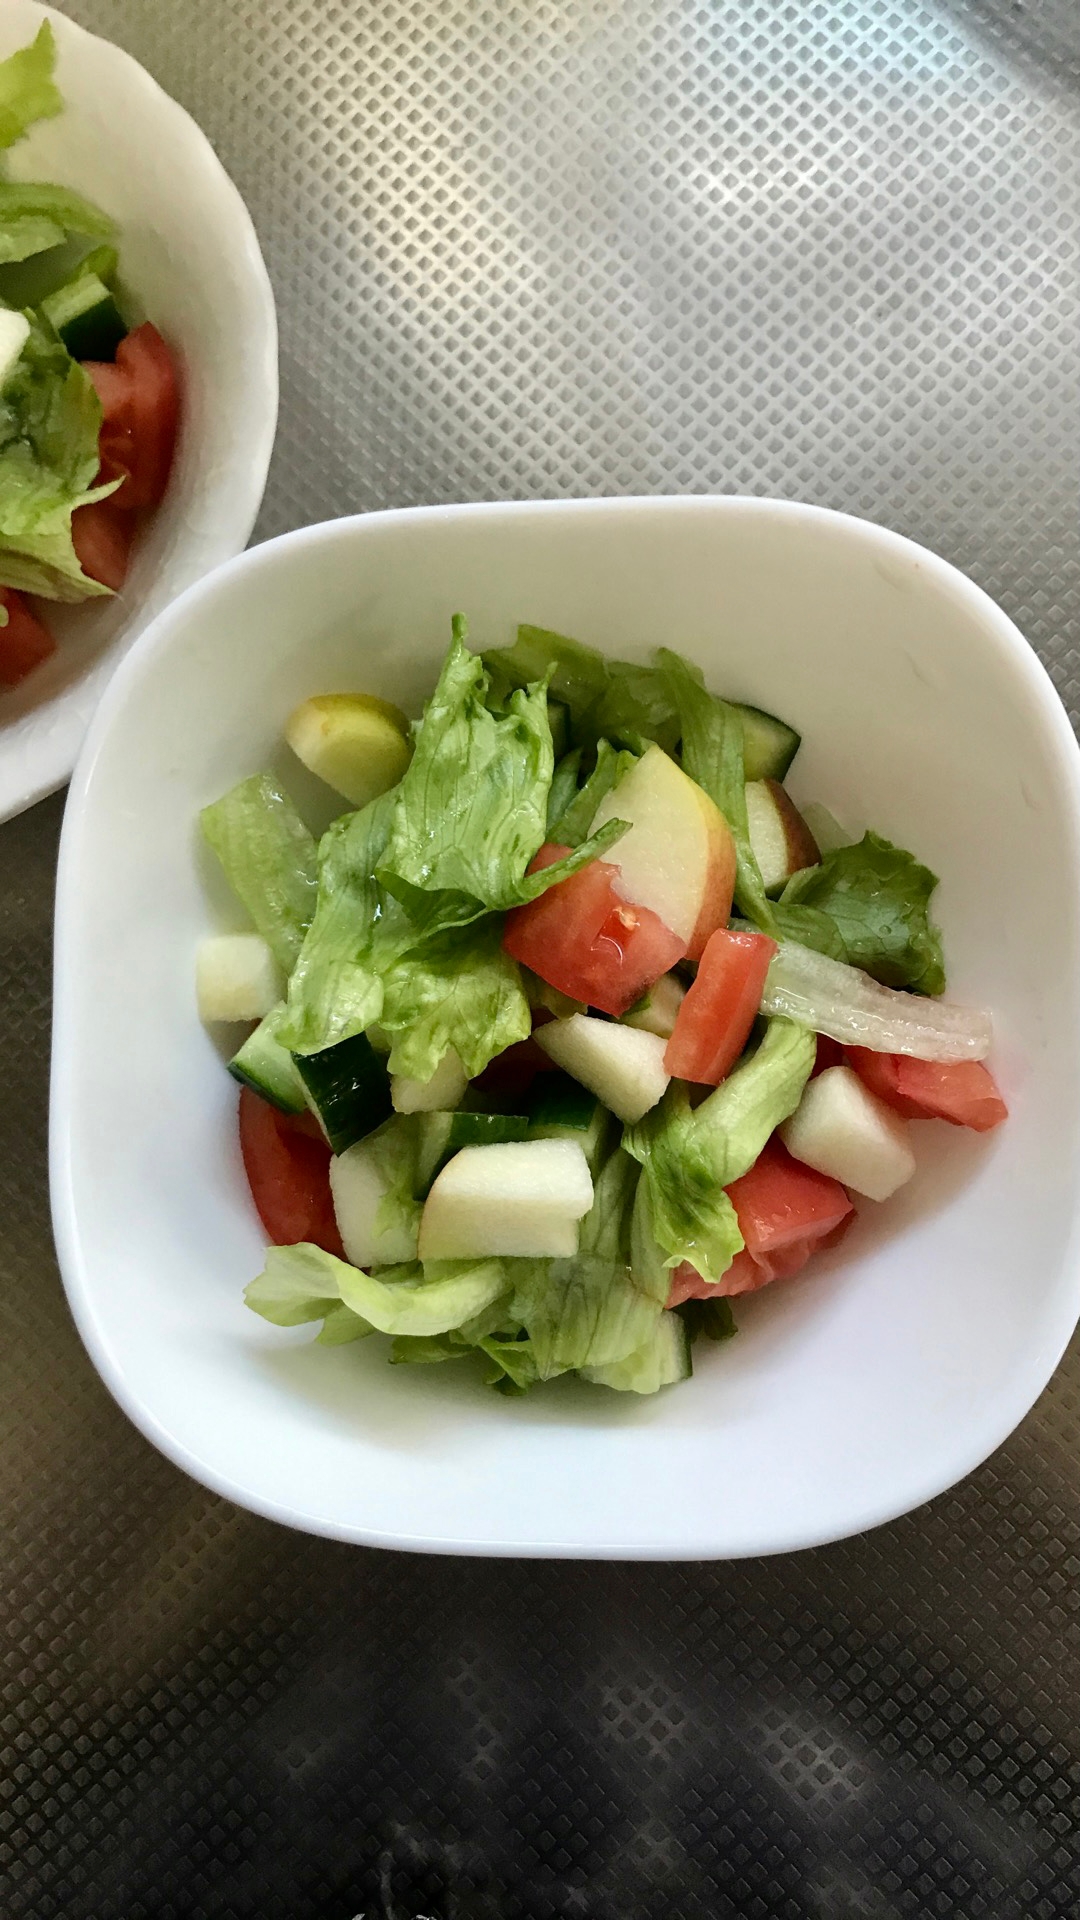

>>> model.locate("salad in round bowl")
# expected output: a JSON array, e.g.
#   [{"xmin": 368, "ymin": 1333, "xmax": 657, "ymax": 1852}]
[
  {"xmin": 0, "ymin": 2, "xmax": 276, "ymax": 821},
  {"xmin": 50, "ymin": 497, "xmax": 1080, "ymax": 1557}
]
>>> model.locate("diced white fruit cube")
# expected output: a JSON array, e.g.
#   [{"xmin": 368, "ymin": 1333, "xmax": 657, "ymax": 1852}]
[
  {"xmin": 391, "ymin": 1049, "xmax": 468, "ymax": 1114},
  {"xmin": 0, "ymin": 309, "xmax": 30, "ymax": 392},
  {"xmin": 534, "ymin": 1013, "xmax": 669, "ymax": 1124},
  {"xmin": 196, "ymin": 933, "xmax": 282, "ymax": 1023},
  {"xmin": 417, "ymin": 1139, "xmax": 593, "ymax": 1260},
  {"xmin": 781, "ymin": 1065, "xmax": 916, "ymax": 1202},
  {"xmin": 330, "ymin": 1139, "xmax": 419, "ymax": 1267},
  {"xmin": 620, "ymin": 971, "xmax": 686, "ymax": 1039}
]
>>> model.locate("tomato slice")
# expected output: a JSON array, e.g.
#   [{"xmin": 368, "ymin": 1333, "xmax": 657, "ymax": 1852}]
[
  {"xmin": 71, "ymin": 499, "xmax": 136, "ymax": 590},
  {"xmin": 811, "ymin": 1034, "xmax": 845, "ymax": 1077},
  {"xmin": 237, "ymin": 1086, "xmax": 345, "ymax": 1256},
  {"xmin": 84, "ymin": 323, "xmax": 180, "ymax": 511},
  {"xmin": 503, "ymin": 843, "xmax": 686, "ymax": 1017},
  {"xmin": 666, "ymin": 1138, "xmax": 853, "ymax": 1304},
  {"xmin": 115, "ymin": 323, "xmax": 179, "ymax": 508},
  {"xmin": 663, "ymin": 927, "xmax": 777, "ymax": 1084},
  {"xmin": 0, "ymin": 588, "xmax": 55, "ymax": 688},
  {"xmin": 845, "ymin": 1048, "xmax": 1007, "ymax": 1132}
]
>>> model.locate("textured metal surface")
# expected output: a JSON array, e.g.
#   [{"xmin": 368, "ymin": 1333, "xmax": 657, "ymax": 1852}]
[{"xmin": 2, "ymin": 1, "xmax": 1079, "ymax": 1914}]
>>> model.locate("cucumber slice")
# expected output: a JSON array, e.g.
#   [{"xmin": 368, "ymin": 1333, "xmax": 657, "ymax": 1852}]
[
  {"xmin": 734, "ymin": 702, "xmax": 801, "ymax": 781},
  {"xmin": 526, "ymin": 1071, "xmax": 596, "ymax": 1133},
  {"xmin": 285, "ymin": 693, "xmax": 412, "ymax": 809},
  {"xmin": 41, "ymin": 270, "xmax": 125, "ymax": 361},
  {"xmin": 526, "ymin": 1073, "xmax": 611, "ymax": 1171},
  {"xmin": 294, "ymin": 1031, "xmax": 392, "ymax": 1155},
  {"xmin": 415, "ymin": 1109, "xmax": 531, "ymax": 1196},
  {"xmin": 330, "ymin": 1133, "xmax": 420, "ymax": 1268},
  {"xmin": 228, "ymin": 1005, "xmax": 307, "ymax": 1114},
  {"xmin": 583, "ymin": 1310, "xmax": 692, "ymax": 1392}
]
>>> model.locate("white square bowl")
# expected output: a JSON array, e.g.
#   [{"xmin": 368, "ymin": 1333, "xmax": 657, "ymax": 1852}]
[
  {"xmin": 0, "ymin": 1, "xmax": 277, "ymax": 821},
  {"xmin": 50, "ymin": 497, "xmax": 1080, "ymax": 1557}
]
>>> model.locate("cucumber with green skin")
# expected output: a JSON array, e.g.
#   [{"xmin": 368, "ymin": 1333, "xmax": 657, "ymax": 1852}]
[
  {"xmin": 293, "ymin": 1031, "xmax": 392, "ymax": 1154},
  {"xmin": 229, "ymin": 1007, "xmax": 308, "ymax": 1114},
  {"xmin": 41, "ymin": 268, "xmax": 125, "ymax": 360},
  {"xmin": 526, "ymin": 1070, "xmax": 611, "ymax": 1169},
  {"xmin": 415, "ymin": 1110, "xmax": 531, "ymax": 1196},
  {"xmin": 734, "ymin": 702, "xmax": 801, "ymax": 781}
]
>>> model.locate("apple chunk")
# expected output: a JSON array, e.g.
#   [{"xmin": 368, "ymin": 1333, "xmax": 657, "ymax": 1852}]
[
  {"xmin": 745, "ymin": 778, "xmax": 820, "ymax": 894},
  {"xmin": 589, "ymin": 744, "xmax": 736, "ymax": 959}
]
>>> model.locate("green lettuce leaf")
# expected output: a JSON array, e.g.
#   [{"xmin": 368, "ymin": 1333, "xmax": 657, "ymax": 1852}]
[
  {"xmin": 482, "ymin": 623, "xmax": 610, "ymax": 736},
  {"xmin": 781, "ymin": 831, "xmax": 945, "ymax": 994},
  {"xmin": 379, "ymin": 915, "xmax": 531, "ymax": 1080},
  {"xmin": 389, "ymin": 1333, "xmax": 469, "ymax": 1365},
  {"xmin": 477, "ymin": 1333, "xmax": 539, "ymax": 1392},
  {"xmin": 245, "ymin": 1243, "xmax": 507, "ymax": 1338},
  {"xmin": 0, "ymin": 181, "xmax": 114, "ymax": 264},
  {"xmin": 626, "ymin": 1017, "xmax": 815, "ymax": 1283},
  {"xmin": 549, "ymin": 737, "xmax": 637, "ymax": 846},
  {"xmin": 508, "ymin": 1147, "xmax": 662, "ymax": 1377},
  {"xmin": 278, "ymin": 789, "xmax": 406, "ymax": 1052},
  {"xmin": 201, "ymin": 774, "xmax": 318, "ymax": 974},
  {"xmin": 582, "ymin": 1309, "xmax": 692, "ymax": 1393},
  {"xmin": 0, "ymin": 24, "xmax": 62, "ymax": 151},
  {"xmin": 591, "ymin": 662, "xmax": 680, "ymax": 755},
  {"xmin": 655, "ymin": 646, "xmax": 777, "ymax": 934},
  {"xmin": 547, "ymin": 748, "xmax": 583, "ymax": 829},
  {"xmin": 381, "ymin": 620, "xmax": 555, "ymax": 909},
  {"xmin": 0, "ymin": 314, "xmax": 119, "ymax": 600}
]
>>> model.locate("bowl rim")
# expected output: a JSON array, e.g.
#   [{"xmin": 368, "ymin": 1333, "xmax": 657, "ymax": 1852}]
[
  {"xmin": 0, "ymin": 0, "xmax": 278, "ymax": 824},
  {"xmin": 49, "ymin": 495, "xmax": 1080, "ymax": 1556}
]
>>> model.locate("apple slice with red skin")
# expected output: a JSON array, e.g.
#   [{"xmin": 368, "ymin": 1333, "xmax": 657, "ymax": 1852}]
[
  {"xmin": 590, "ymin": 743, "xmax": 737, "ymax": 960},
  {"xmin": 745, "ymin": 778, "xmax": 820, "ymax": 894}
]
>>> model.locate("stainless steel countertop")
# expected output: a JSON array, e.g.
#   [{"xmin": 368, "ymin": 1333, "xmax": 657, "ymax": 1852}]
[{"xmin": 3, "ymin": 3, "xmax": 1078, "ymax": 1914}]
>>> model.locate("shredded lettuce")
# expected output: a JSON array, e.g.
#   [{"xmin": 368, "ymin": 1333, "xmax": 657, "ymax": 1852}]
[
  {"xmin": 547, "ymin": 748, "xmax": 583, "ymax": 829},
  {"xmin": 482, "ymin": 623, "xmax": 610, "ymax": 736},
  {"xmin": 245, "ymin": 1243, "xmax": 507, "ymax": 1339},
  {"xmin": 656, "ymin": 646, "xmax": 777, "ymax": 935},
  {"xmin": 582, "ymin": 1309, "xmax": 691, "ymax": 1393},
  {"xmin": 201, "ymin": 775, "xmax": 318, "ymax": 974},
  {"xmin": 592, "ymin": 662, "xmax": 680, "ymax": 755},
  {"xmin": 0, "ymin": 23, "xmax": 62, "ymax": 151},
  {"xmin": 0, "ymin": 314, "xmax": 120, "ymax": 600},
  {"xmin": 0, "ymin": 181, "xmax": 114, "ymax": 264},
  {"xmin": 381, "ymin": 620, "xmax": 557, "ymax": 910},
  {"xmin": 379, "ymin": 916, "xmax": 531, "ymax": 1080},
  {"xmin": 781, "ymin": 832, "xmax": 945, "ymax": 994},
  {"xmin": 626, "ymin": 1018, "xmax": 815, "ymax": 1282},
  {"xmin": 278, "ymin": 789, "xmax": 406, "ymax": 1052},
  {"xmin": 508, "ymin": 1147, "xmax": 663, "ymax": 1378},
  {"xmin": 549, "ymin": 737, "xmax": 637, "ymax": 847}
]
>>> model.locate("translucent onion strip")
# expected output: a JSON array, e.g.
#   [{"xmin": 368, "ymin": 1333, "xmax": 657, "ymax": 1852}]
[{"xmin": 760, "ymin": 942, "xmax": 993, "ymax": 1062}]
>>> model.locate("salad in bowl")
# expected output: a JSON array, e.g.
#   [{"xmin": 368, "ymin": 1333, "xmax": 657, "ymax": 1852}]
[
  {"xmin": 0, "ymin": 23, "xmax": 178, "ymax": 689},
  {"xmin": 198, "ymin": 618, "xmax": 1007, "ymax": 1398}
]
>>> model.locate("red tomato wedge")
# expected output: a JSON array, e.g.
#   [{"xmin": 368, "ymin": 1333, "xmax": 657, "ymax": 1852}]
[
  {"xmin": 666, "ymin": 1138, "xmax": 853, "ymax": 1304},
  {"xmin": 84, "ymin": 322, "xmax": 180, "ymax": 511},
  {"xmin": 238, "ymin": 1086, "xmax": 345, "ymax": 1257},
  {"xmin": 503, "ymin": 842, "xmax": 686, "ymax": 1016},
  {"xmin": 71, "ymin": 499, "xmax": 136, "ymax": 591},
  {"xmin": 0, "ymin": 588, "xmax": 55, "ymax": 688},
  {"xmin": 663, "ymin": 927, "xmax": 777, "ymax": 1084},
  {"xmin": 845, "ymin": 1048, "xmax": 1007, "ymax": 1132}
]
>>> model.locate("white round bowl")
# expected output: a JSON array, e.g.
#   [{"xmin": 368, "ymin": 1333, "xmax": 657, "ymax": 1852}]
[
  {"xmin": 50, "ymin": 498, "xmax": 1080, "ymax": 1558},
  {"xmin": 0, "ymin": 1, "xmax": 277, "ymax": 822}
]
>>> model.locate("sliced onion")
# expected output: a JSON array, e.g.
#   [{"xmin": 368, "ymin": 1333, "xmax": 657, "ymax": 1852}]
[{"xmin": 760, "ymin": 942, "xmax": 993, "ymax": 1062}]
